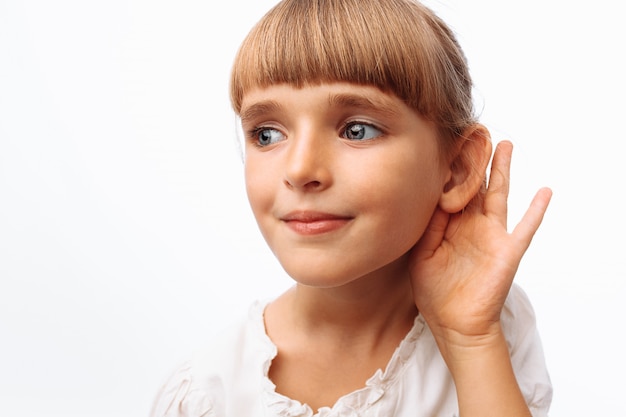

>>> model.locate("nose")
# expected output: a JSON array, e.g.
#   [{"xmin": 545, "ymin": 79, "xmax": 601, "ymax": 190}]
[{"xmin": 283, "ymin": 130, "xmax": 333, "ymax": 191}]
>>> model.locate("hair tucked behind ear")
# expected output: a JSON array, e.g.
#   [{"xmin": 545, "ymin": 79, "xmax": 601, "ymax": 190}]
[{"xmin": 230, "ymin": 0, "xmax": 478, "ymax": 158}]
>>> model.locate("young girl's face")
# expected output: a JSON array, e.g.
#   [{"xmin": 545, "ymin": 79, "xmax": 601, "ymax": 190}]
[{"xmin": 240, "ymin": 83, "xmax": 451, "ymax": 288}]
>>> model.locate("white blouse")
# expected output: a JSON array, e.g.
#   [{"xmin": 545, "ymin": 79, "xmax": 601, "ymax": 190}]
[{"xmin": 150, "ymin": 284, "xmax": 552, "ymax": 417}]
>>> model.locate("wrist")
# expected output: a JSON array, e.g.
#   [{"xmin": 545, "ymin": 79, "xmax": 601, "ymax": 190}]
[
  {"xmin": 430, "ymin": 320, "xmax": 515, "ymax": 383},
  {"xmin": 431, "ymin": 324, "xmax": 532, "ymax": 417},
  {"xmin": 429, "ymin": 320, "xmax": 506, "ymax": 362}
]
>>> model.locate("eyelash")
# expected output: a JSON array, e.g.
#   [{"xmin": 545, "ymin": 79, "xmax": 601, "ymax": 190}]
[
  {"xmin": 246, "ymin": 120, "xmax": 385, "ymax": 147},
  {"xmin": 246, "ymin": 126, "xmax": 283, "ymax": 148},
  {"xmin": 340, "ymin": 120, "xmax": 384, "ymax": 141}
]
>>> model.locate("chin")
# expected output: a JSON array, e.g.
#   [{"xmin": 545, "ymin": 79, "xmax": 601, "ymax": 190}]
[{"xmin": 280, "ymin": 262, "xmax": 361, "ymax": 289}]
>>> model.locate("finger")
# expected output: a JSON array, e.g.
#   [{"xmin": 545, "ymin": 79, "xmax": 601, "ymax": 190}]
[
  {"xmin": 484, "ymin": 140, "xmax": 513, "ymax": 223},
  {"xmin": 412, "ymin": 207, "xmax": 449, "ymax": 261},
  {"xmin": 512, "ymin": 187, "xmax": 553, "ymax": 250}
]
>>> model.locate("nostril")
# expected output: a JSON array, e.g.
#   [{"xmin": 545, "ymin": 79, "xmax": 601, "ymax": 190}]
[{"xmin": 284, "ymin": 178, "xmax": 324, "ymax": 190}]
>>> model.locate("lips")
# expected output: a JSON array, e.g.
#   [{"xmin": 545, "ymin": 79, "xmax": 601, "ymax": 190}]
[{"xmin": 280, "ymin": 211, "xmax": 353, "ymax": 235}]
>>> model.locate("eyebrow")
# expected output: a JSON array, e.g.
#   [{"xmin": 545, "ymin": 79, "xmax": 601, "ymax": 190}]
[
  {"xmin": 239, "ymin": 91, "xmax": 403, "ymax": 124},
  {"xmin": 327, "ymin": 92, "xmax": 402, "ymax": 118},
  {"xmin": 239, "ymin": 100, "xmax": 282, "ymax": 125}
]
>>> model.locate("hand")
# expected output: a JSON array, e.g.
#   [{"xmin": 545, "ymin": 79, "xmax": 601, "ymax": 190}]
[{"xmin": 409, "ymin": 140, "xmax": 552, "ymax": 347}]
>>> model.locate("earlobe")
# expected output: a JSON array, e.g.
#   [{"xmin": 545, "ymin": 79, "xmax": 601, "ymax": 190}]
[{"xmin": 439, "ymin": 124, "xmax": 492, "ymax": 213}]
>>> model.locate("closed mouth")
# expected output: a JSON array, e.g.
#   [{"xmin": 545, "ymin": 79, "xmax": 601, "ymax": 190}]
[{"xmin": 281, "ymin": 211, "xmax": 353, "ymax": 235}]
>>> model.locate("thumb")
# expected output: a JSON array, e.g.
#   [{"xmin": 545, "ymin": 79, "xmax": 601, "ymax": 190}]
[{"xmin": 411, "ymin": 206, "xmax": 449, "ymax": 262}]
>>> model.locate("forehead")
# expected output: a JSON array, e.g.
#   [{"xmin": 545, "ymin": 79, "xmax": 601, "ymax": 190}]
[{"xmin": 240, "ymin": 82, "xmax": 411, "ymax": 120}]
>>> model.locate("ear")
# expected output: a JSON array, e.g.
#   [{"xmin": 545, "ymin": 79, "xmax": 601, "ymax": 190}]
[{"xmin": 439, "ymin": 124, "xmax": 492, "ymax": 213}]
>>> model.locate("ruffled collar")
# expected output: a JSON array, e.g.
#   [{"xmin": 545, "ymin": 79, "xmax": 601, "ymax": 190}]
[{"xmin": 248, "ymin": 300, "xmax": 427, "ymax": 417}]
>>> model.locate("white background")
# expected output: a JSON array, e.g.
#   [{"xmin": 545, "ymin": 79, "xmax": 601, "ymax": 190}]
[{"xmin": 1, "ymin": 0, "xmax": 624, "ymax": 416}]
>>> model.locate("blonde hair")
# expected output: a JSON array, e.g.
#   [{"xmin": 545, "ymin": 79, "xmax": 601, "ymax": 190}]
[{"xmin": 230, "ymin": 0, "xmax": 476, "ymax": 153}]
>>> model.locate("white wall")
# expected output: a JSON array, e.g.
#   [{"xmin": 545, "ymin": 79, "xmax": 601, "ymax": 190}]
[{"xmin": 0, "ymin": 1, "xmax": 623, "ymax": 415}]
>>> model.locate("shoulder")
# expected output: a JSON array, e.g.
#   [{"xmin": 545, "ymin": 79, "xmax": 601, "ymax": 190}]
[
  {"xmin": 500, "ymin": 283, "xmax": 545, "ymax": 356},
  {"xmin": 191, "ymin": 300, "xmax": 276, "ymax": 381},
  {"xmin": 149, "ymin": 360, "xmax": 220, "ymax": 417},
  {"xmin": 149, "ymin": 301, "xmax": 276, "ymax": 417},
  {"xmin": 501, "ymin": 284, "xmax": 537, "ymax": 335},
  {"xmin": 501, "ymin": 284, "xmax": 553, "ymax": 417}
]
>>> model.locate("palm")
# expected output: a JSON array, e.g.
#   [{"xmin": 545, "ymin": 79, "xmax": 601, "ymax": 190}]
[{"xmin": 409, "ymin": 141, "xmax": 552, "ymax": 339}]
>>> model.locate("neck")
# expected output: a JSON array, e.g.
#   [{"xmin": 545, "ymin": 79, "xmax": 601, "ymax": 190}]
[
  {"xmin": 263, "ymin": 256, "xmax": 419, "ymax": 410},
  {"xmin": 266, "ymin": 254, "xmax": 418, "ymax": 347}
]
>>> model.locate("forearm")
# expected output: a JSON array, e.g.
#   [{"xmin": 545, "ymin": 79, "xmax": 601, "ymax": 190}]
[{"xmin": 435, "ymin": 324, "xmax": 532, "ymax": 417}]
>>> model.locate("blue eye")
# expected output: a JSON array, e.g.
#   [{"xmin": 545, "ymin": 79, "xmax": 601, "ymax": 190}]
[
  {"xmin": 256, "ymin": 128, "xmax": 284, "ymax": 146},
  {"xmin": 343, "ymin": 123, "xmax": 382, "ymax": 140}
]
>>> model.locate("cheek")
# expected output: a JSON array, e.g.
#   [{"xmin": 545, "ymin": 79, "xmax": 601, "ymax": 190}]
[
  {"xmin": 244, "ymin": 158, "xmax": 270, "ymax": 218},
  {"xmin": 359, "ymin": 156, "xmax": 444, "ymax": 242}
]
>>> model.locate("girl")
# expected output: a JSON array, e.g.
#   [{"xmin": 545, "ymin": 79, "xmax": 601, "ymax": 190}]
[{"xmin": 151, "ymin": 0, "xmax": 553, "ymax": 416}]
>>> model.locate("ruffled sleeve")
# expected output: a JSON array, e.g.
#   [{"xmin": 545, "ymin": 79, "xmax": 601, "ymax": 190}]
[
  {"xmin": 502, "ymin": 284, "xmax": 553, "ymax": 417},
  {"xmin": 149, "ymin": 361, "xmax": 220, "ymax": 417}
]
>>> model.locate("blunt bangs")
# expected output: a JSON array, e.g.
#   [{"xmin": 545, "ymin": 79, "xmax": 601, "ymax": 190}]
[{"xmin": 230, "ymin": 0, "xmax": 476, "ymax": 142}]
